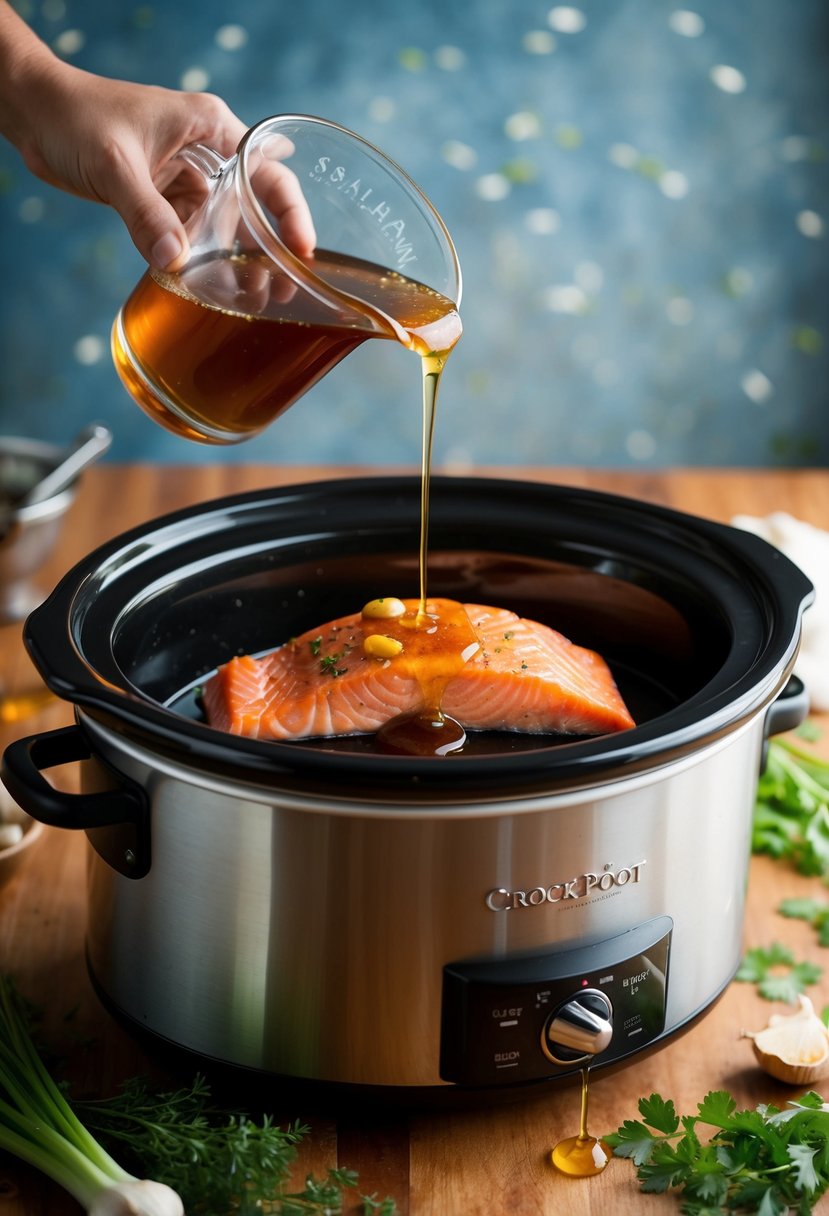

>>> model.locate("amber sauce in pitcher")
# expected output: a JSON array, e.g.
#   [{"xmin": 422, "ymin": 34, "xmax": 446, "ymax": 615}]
[{"xmin": 112, "ymin": 248, "xmax": 460, "ymax": 446}]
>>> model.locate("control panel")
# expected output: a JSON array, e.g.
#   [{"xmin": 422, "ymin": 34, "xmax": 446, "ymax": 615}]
[{"xmin": 440, "ymin": 916, "xmax": 671, "ymax": 1086}]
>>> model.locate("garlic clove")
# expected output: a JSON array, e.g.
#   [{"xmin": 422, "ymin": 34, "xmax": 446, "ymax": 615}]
[{"xmin": 744, "ymin": 994, "xmax": 829, "ymax": 1084}]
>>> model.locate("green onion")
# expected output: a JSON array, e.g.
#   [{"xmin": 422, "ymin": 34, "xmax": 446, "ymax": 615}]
[{"xmin": 0, "ymin": 976, "xmax": 183, "ymax": 1215}]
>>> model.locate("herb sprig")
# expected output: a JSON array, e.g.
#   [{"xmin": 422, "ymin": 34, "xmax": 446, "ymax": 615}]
[
  {"xmin": 320, "ymin": 652, "xmax": 348, "ymax": 678},
  {"xmin": 736, "ymin": 942, "xmax": 823, "ymax": 1003},
  {"xmin": 753, "ymin": 735, "xmax": 829, "ymax": 878},
  {"xmin": 780, "ymin": 896, "xmax": 829, "ymax": 947},
  {"xmin": 77, "ymin": 1074, "xmax": 397, "ymax": 1216},
  {"xmin": 606, "ymin": 1089, "xmax": 829, "ymax": 1214}
]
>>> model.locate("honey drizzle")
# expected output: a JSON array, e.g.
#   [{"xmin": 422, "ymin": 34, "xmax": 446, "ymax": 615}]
[
  {"xmin": 550, "ymin": 1068, "xmax": 612, "ymax": 1178},
  {"xmin": 417, "ymin": 349, "xmax": 445, "ymax": 622},
  {"xmin": 373, "ymin": 306, "xmax": 464, "ymax": 757},
  {"xmin": 373, "ymin": 597, "xmax": 476, "ymax": 757}
]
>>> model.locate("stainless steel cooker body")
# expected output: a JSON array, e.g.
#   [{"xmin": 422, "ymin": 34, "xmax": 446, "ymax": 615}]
[{"xmin": 79, "ymin": 707, "xmax": 764, "ymax": 1091}]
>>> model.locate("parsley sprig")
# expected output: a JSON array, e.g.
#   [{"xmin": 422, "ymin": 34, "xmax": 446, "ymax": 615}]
[
  {"xmin": 736, "ymin": 943, "xmax": 823, "ymax": 1003},
  {"xmin": 753, "ymin": 735, "xmax": 829, "ymax": 878},
  {"xmin": 780, "ymin": 897, "xmax": 829, "ymax": 947},
  {"xmin": 320, "ymin": 652, "xmax": 348, "ymax": 678},
  {"xmin": 307, "ymin": 633, "xmax": 350, "ymax": 677},
  {"xmin": 606, "ymin": 1089, "xmax": 829, "ymax": 1214}
]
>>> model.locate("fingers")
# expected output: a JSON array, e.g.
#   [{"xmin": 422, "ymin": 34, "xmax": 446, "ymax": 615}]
[
  {"xmin": 274, "ymin": 183, "xmax": 317, "ymax": 258},
  {"xmin": 105, "ymin": 90, "xmax": 245, "ymax": 269},
  {"xmin": 101, "ymin": 144, "xmax": 191, "ymax": 270},
  {"xmin": 179, "ymin": 91, "xmax": 248, "ymax": 162},
  {"xmin": 253, "ymin": 155, "xmax": 317, "ymax": 258},
  {"xmin": 150, "ymin": 228, "xmax": 189, "ymax": 272},
  {"xmin": 93, "ymin": 87, "xmax": 316, "ymax": 270}
]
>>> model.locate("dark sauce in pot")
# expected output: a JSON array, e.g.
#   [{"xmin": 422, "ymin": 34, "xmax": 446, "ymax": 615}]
[{"xmin": 375, "ymin": 710, "xmax": 467, "ymax": 756}]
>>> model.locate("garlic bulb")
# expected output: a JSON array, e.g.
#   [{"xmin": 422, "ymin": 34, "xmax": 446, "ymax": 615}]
[{"xmin": 744, "ymin": 994, "xmax": 829, "ymax": 1084}]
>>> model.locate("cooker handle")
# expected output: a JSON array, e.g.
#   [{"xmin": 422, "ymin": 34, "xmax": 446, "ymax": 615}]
[
  {"xmin": 760, "ymin": 675, "xmax": 810, "ymax": 773},
  {"xmin": 1, "ymin": 725, "xmax": 151, "ymax": 879},
  {"xmin": 765, "ymin": 675, "xmax": 809, "ymax": 739}
]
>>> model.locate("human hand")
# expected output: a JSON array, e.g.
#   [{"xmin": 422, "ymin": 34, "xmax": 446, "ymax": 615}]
[
  {"xmin": 0, "ymin": 5, "xmax": 315, "ymax": 270},
  {"xmin": 22, "ymin": 67, "xmax": 316, "ymax": 270}
]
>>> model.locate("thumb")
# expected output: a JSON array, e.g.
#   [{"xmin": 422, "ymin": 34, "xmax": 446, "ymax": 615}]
[{"xmin": 105, "ymin": 158, "xmax": 191, "ymax": 270}]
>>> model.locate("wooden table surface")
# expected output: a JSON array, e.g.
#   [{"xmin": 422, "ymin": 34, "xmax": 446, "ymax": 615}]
[{"xmin": 1, "ymin": 464, "xmax": 828, "ymax": 1215}]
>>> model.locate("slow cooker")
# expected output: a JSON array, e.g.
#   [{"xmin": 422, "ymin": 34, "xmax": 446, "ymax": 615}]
[{"xmin": 1, "ymin": 476, "xmax": 813, "ymax": 1099}]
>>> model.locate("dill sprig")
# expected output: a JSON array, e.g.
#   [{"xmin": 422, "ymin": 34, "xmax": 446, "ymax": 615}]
[{"xmin": 77, "ymin": 1074, "xmax": 396, "ymax": 1215}]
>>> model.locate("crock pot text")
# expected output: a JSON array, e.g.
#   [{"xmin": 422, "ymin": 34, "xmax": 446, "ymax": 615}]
[{"xmin": 485, "ymin": 861, "xmax": 646, "ymax": 911}]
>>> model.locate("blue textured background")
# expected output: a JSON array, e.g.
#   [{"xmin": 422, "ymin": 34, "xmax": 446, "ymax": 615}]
[{"xmin": 1, "ymin": 0, "xmax": 827, "ymax": 467}]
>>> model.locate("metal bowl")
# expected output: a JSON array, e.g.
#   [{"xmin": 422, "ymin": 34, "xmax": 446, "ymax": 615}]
[{"xmin": 0, "ymin": 437, "xmax": 77, "ymax": 623}]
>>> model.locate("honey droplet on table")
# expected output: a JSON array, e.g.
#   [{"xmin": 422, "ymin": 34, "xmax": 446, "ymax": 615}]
[
  {"xmin": 550, "ymin": 1132, "xmax": 611, "ymax": 1177},
  {"xmin": 551, "ymin": 1068, "xmax": 611, "ymax": 1178}
]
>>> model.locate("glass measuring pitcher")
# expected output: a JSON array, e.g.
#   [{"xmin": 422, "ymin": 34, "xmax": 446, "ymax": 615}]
[{"xmin": 111, "ymin": 114, "xmax": 462, "ymax": 444}]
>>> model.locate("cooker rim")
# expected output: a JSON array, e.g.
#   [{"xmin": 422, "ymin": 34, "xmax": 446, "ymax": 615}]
[
  {"xmin": 24, "ymin": 475, "xmax": 814, "ymax": 796},
  {"xmin": 77, "ymin": 703, "xmax": 769, "ymax": 814}
]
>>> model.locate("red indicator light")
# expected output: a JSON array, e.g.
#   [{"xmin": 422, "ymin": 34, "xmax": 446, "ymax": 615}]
[{"xmin": 581, "ymin": 978, "xmax": 589, "ymax": 987}]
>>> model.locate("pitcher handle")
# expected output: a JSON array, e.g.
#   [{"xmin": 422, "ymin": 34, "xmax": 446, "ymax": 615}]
[{"xmin": 176, "ymin": 141, "xmax": 228, "ymax": 180}]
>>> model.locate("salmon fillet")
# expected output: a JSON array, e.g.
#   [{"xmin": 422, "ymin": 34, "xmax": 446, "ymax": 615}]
[{"xmin": 202, "ymin": 599, "xmax": 634, "ymax": 742}]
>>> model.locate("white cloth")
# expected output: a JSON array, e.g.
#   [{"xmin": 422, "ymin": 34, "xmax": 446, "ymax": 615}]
[{"xmin": 732, "ymin": 511, "xmax": 829, "ymax": 712}]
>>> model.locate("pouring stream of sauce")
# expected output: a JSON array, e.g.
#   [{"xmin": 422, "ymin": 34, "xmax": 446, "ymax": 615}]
[{"xmin": 374, "ymin": 308, "xmax": 467, "ymax": 756}]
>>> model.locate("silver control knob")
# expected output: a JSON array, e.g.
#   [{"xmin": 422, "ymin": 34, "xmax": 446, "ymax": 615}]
[{"xmin": 542, "ymin": 989, "xmax": 613, "ymax": 1064}]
